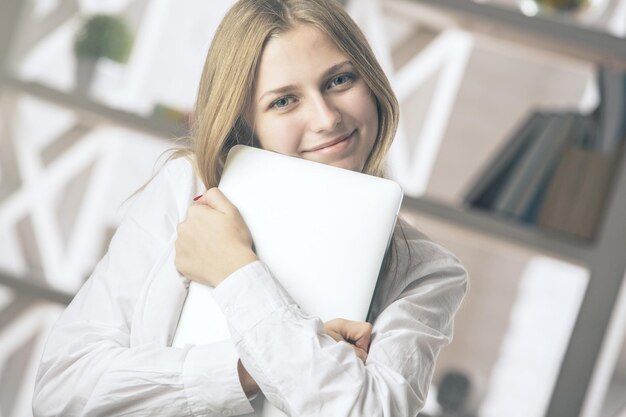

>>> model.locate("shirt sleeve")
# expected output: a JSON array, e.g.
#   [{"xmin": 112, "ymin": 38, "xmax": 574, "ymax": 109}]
[
  {"xmin": 211, "ymin": 231, "xmax": 468, "ymax": 417},
  {"xmin": 32, "ymin": 158, "xmax": 255, "ymax": 417}
]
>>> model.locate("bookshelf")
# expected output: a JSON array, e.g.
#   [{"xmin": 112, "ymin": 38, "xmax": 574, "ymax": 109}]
[
  {"xmin": 402, "ymin": 196, "xmax": 595, "ymax": 263},
  {"xmin": 1, "ymin": 76, "xmax": 188, "ymax": 140},
  {"xmin": 385, "ymin": 0, "xmax": 626, "ymax": 67},
  {"xmin": 0, "ymin": 2, "xmax": 189, "ymax": 417},
  {"xmin": 392, "ymin": 1, "xmax": 626, "ymax": 417}
]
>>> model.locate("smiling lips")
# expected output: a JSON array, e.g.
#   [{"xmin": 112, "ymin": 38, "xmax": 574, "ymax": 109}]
[{"xmin": 306, "ymin": 131, "xmax": 355, "ymax": 153}]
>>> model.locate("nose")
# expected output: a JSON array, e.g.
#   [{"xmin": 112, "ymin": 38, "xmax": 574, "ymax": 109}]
[{"xmin": 309, "ymin": 95, "xmax": 341, "ymax": 133}]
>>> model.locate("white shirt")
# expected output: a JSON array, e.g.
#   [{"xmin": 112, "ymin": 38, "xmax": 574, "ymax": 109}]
[{"xmin": 33, "ymin": 157, "xmax": 467, "ymax": 417}]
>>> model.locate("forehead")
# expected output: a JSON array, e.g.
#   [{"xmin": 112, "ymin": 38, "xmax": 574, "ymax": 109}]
[{"xmin": 254, "ymin": 24, "xmax": 349, "ymax": 93}]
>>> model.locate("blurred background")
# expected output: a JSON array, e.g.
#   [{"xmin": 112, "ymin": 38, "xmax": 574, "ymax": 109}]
[{"xmin": 0, "ymin": 0, "xmax": 625, "ymax": 416}]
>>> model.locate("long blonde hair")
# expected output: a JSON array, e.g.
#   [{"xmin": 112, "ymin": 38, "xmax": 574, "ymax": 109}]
[{"xmin": 175, "ymin": 0, "xmax": 399, "ymax": 188}]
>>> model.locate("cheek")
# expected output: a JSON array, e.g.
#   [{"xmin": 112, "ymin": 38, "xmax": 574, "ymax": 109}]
[
  {"xmin": 346, "ymin": 86, "xmax": 378, "ymax": 133},
  {"xmin": 366, "ymin": 94, "xmax": 379, "ymax": 124},
  {"xmin": 254, "ymin": 115, "xmax": 303, "ymax": 154},
  {"xmin": 360, "ymin": 95, "xmax": 379, "ymax": 145}
]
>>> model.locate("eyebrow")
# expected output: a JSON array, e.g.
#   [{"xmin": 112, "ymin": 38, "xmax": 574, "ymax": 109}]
[{"xmin": 258, "ymin": 60, "xmax": 353, "ymax": 103}]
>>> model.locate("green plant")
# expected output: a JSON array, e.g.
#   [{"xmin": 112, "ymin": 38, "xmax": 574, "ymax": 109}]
[
  {"xmin": 535, "ymin": 0, "xmax": 590, "ymax": 11},
  {"xmin": 74, "ymin": 14, "xmax": 133, "ymax": 63}
]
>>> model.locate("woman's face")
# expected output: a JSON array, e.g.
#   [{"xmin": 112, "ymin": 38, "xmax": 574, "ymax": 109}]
[{"xmin": 248, "ymin": 24, "xmax": 379, "ymax": 172}]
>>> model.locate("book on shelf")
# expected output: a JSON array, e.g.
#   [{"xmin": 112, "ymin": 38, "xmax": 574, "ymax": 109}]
[
  {"xmin": 595, "ymin": 66, "xmax": 626, "ymax": 155},
  {"xmin": 537, "ymin": 145, "xmax": 619, "ymax": 239},
  {"xmin": 534, "ymin": 66, "xmax": 626, "ymax": 239},
  {"xmin": 492, "ymin": 112, "xmax": 579, "ymax": 221},
  {"xmin": 463, "ymin": 111, "xmax": 550, "ymax": 210},
  {"xmin": 535, "ymin": 145, "xmax": 587, "ymax": 233},
  {"xmin": 517, "ymin": 115, "xmax": 593, "ymax": 224},
  {"xmin": 465, "ymin": 104, "xmax": 624, "ymax": 240},
  {"xmin": 530, "ymin": 116, "xmax": 591, "ymax": 231}
]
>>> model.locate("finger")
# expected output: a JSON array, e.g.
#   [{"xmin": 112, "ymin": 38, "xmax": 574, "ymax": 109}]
[
  {"xmin": 354, "ymin": 324, "xmax": 372, "ymax": 352},
  {"xmin": 186, "ymin": 201, "xmax": 218, "ymax": 221},
  {"xmin": 198, "ymin": 187, "xmax": 237, "ymax": 214},
  {"xmin": 325, "ymin": 329, "xmax": 343, "ymax": 343},
  {"xmin": 352, "ymin": 345, "xmax": 368, "ymax": 363},
  {"xmin": 339, "ymin": 320, "xmax": 371, "ymax": 352},
  {"xmin": 324, "ymin": 319, "xmax": 344, "ymax": 338},
  {"xmin": 325, "ymin": 319, "xmax": 371, "ymax": 351},
  {"xmin": 193, "ymin": 191, "xmax": 210, "ymax": 206}
]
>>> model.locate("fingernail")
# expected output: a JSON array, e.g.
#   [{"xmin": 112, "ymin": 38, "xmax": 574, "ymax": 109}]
[{"xmin": 193, "ymin": 195, "xmax": 202, "ymax": 201}]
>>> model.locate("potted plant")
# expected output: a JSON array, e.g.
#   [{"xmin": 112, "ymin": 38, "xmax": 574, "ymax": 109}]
[
  {"xmin": 73, "ymin": 14, "xmax": 133, "ymax": 95},
  {"xmin": 519, "ymin": 0, "xmax": 608, "ymax": 20}
]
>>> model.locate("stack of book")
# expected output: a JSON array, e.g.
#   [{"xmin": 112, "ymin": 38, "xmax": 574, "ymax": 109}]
[{"xmin": 464, "ymin": 67, "xmax": 626, "ymax": 240}]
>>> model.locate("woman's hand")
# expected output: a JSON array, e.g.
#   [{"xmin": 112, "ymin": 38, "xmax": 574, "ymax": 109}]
[
  {"xmin": 324, "ymin": 319, "xmax": 372, "ymax": 363},
  {"xmin": 175, "ymin": 188, "xmax": 258, "ymax": 287}
]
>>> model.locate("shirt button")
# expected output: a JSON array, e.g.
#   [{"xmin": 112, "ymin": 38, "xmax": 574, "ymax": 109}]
[{"xmin": 222, "ymin": 410, "xmax": 233, "ymax": 416}]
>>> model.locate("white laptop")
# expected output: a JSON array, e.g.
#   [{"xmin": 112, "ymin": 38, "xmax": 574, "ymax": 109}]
[{"xmin": 172, "ymin": 143, "xmax": 401, "ymax": 376}]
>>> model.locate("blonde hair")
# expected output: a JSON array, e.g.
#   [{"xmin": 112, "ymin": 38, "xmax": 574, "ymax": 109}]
[{"xmin": 174, "ymin": 0, "xmax": 399, "ymax": 188}]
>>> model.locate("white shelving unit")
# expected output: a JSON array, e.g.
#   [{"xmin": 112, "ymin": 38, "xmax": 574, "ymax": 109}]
[
  {"xmin": 392, "ymin": 1, "xmax": 626, "ymax": 417},
  {"xmin": 387, "ymin": 0, "xmax": 626, "ymax": 66},
  {"xmin": 2, "ymin": 76, "xmax": 187, "ymax": 139},
  {"xmin": 402, "ymin": 196, "xmax": 596, "ymax": 263},
  {"xmin": 0, "ymin": 76, "xmax": 183, "ymax": 304},
  {"xmin": 0, "ymin": 0, "xmax": 184, "ymax": 302},
  {"xmin": 0, "ymin": 2, "xmax": 191, "ymax": 416}
]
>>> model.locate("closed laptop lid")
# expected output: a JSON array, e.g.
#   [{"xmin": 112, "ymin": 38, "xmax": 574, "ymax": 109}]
[{"xmin": 173, "ymin": 144, "xmax": 403, "ymax": 346}]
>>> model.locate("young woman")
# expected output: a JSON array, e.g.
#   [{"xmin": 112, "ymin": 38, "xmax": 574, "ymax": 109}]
[{"xmin": 33, "ymin": 1, "xmax": 467, "ymax": 416}]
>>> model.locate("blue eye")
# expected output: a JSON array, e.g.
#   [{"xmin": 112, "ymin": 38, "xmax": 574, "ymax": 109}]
[
  {"xmin": 271, "ymin": 96, "xmax": 295, "ymax": 109},
  {"xmin": 329, "ymin": 73, "xmax": 355, "ymax": 88}
]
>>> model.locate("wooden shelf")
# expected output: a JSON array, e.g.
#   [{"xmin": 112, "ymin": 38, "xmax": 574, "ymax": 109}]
[
  {"xmin": 2, "ymin": 76, "xmax": 189, "ymax": 140},
  {"xmin": 386, "ymin": 0, "xmax": 626, "ymax": 67},
  {"xmin": 401, "ymin": 196, "xmax": 595, "ymax": 264}
]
